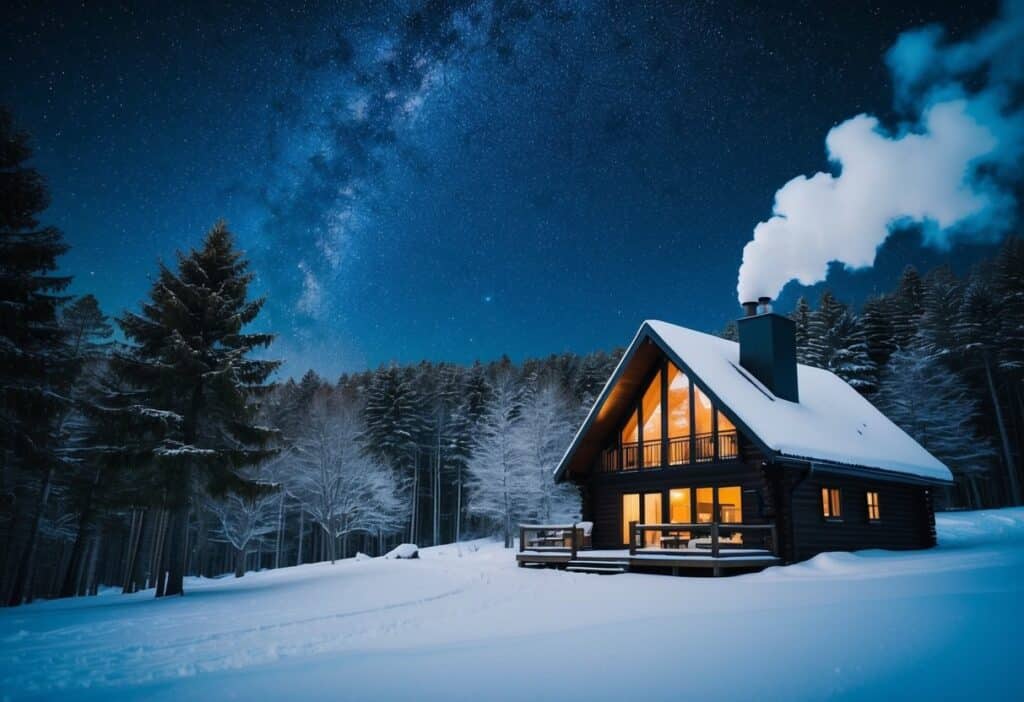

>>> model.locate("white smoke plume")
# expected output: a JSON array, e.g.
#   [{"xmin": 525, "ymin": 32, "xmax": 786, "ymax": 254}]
[{"xmin": 736, "ymin": 1, "xmax": 1024, "ymax": 304}]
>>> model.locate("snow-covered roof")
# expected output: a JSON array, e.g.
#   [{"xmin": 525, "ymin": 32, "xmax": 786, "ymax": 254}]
[{"xmin": 554, "ymin": 319, "xmax": 953, "ymax": 484}]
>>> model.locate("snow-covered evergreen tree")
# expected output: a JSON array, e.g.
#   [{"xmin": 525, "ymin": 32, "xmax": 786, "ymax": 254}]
[
  {"xmin": 790, "ymin": 296, "xmax": 812, "ymax": 364},
  {"xmin": 874, "ymin": 346, "xmax": 996, "ymax": 507},
  {"xmin": 954, "ymin": 277, "xmax": 1019, "ymax": 505},
  {"xmin": 0, "ymin": 108, "xmax": 74, "ymax": 606},
  {"xmin": 860, "ymin": 295, "xmax": 897, "ymax": 369},
  {"xmin": 805, "ymin": 291, "xmax": 877, "ymax": 393},
  {"xmin": 113, "ymin": 221, "xmax": 280, "ymax": 596},
  {"xmin": 890, "ymin": 265, "xmax": 925, "ymax": 349}
]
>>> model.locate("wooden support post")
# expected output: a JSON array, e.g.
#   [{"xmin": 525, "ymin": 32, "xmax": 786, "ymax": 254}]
[
  {"xmin": 570, "ymin": 523, "xmax": 578, "ymax": 560},
  {"xmin": 519, "ymin": 526, "xmax": 525, "ymax": 553},
  {"xmin": 711, "ymin": 522, "xmax": 720, "ymax": 559},
  {"xmin": 629, "ymin": 521, "xmax": 638, "ymax": 556}
]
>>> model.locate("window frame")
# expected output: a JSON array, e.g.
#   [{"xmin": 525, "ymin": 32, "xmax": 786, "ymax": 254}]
[
  {"xmin": 821, "ymin": 487, "xmax": 843, "ymax": 521},
  {"xmin": 866, "ymin": 490, "xmax": 881, "ymax": 523}
]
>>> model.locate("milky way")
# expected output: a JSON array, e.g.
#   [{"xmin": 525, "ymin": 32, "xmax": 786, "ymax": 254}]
[{"xmin": 0, "ymin": 1, "xmax": 1003, "ymax": 376}]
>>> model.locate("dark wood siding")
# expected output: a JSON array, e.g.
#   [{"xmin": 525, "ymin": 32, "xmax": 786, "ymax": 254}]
[
  {"xmin": 782, "ymin": 470, "xmax": 936, "ymax": 562},
  {"xmin": 583, "ymin": 459, "xmax": 769, "ymax": 549}
]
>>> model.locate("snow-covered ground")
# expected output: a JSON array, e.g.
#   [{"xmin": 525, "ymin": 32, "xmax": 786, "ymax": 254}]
[{"xmin": 3, "ymin": 509, "xmax": 1023, "ymax": 702}]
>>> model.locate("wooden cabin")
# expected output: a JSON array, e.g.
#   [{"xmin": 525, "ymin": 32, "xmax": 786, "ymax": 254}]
[{"xmin": 518, "ymin": 303, "xmax": 953, "ymax": 575}]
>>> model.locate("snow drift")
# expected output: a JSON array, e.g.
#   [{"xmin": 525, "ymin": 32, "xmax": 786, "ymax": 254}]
[{"xmin": 1, "ymin": 509, "xmax": 1023, "ymax": 701}]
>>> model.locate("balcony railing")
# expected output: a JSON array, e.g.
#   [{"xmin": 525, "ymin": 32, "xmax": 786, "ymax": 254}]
[
  {"xmin": 602, "ymin": 429, "xmax": 739, "ymax": 473},
  {"xmin": 622, "ymin": 443, "xmax": 639, "ymax": 470},
  {"xmin": 718, "ymin": 430, "xmax": 739, "ymax": 460},
  {"xmin": 668, "ymin": 436, "xmax": 689, "ymax": 465},
  {"xmin": 642, "ymin": 439, "xmax": 661, "ymax": 468},
  {"xmin": 694, "ymin": 432, "xmax": 715, "ymax": 462}
]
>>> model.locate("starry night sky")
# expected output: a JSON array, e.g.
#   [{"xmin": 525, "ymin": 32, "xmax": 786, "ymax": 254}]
[{"xmin": 0, "ymin": 1, "xmax": 1004, "ymax": 377}]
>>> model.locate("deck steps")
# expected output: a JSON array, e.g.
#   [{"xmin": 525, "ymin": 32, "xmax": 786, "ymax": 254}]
[{"xmin": 565, "ymin": 559, "xmax": 628, "ymax": 575}]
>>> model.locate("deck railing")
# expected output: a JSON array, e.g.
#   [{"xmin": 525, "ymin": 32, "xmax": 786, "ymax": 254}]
[
  {"xmin": 628, "ymin": 521, "xmax": 778, "ymax": 558},
  {"xmin": 519, "ymin": 523, "xmax": 583, "ymax": 559}
]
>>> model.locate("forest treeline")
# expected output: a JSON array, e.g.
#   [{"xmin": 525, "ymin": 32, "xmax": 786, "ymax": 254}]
[{"xmin": 2, "ymin": 106, "xmax": 1023, "ymax": 607}]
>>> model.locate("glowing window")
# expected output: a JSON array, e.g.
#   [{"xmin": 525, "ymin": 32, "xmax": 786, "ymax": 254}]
[
  {"xmin": 718, "ymin": 486, "xmax": 743, "ymax": 523},
  {"xmin": 866, "ymin": 491, "xmax": 880, "ymax": 521},
  {"xmin": 694, "ymin": 385, "xmax": 713, "ymax": 436},
  {"xmin": 669, "ymin": 488, "xmax": 691, "ymax": 523},
  {"xmin": 621, "ymin": 410, "xmax": 638, "ymax": 445},
  {"xmin": 622, "ymin": 493, "xmax": 640, "ymax": 545},
  {"xmin": 666, "ymin": 364, "xmax": 690, "ymax": 439},
  {"xmin": 822, "ymin": 487, "xmax": 842, "ymax": 519},
  {"xmin": 641, "ymin": 370, "xmax": 662, "ymax": 442},
  {"xmin": 640, "ymin": 370, "xmax": 662, "ymax": 467},
  {"xmin": 696, "ymin": 487, "xmax": 714, "ymax": 523}
]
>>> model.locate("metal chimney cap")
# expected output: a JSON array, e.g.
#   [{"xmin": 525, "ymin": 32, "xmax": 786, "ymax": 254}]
[{"xmin": 741, "ymin": 301, "xmax": 758, "ymax": 317}]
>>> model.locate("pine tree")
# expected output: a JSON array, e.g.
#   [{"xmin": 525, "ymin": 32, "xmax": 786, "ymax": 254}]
[
  {"xmin": 953, "ymin": 277, "xmax": 1019, "ymax": 505},
  {"xmin": 890, "ymin": 265, "xmax": 924, "ymax": 349},
  {"xmin": 805, "ymin": 291, "xmax": 846, "ymax": 368},
  {"xmin": 992, "ymin": 236, "xmax": 1024, "ymax": 378},
  {"xmin": 56, "ymin": 295, "xmax": 115, "ymax": 597},
  {"xmin": 1, "ymin": 108, "xmax": 73, "ymax": 606},
  {"xmin": 805, "ymin": 291, "xmax": 876, "ymax": 393},
  {"xmin": 917, "ymin": 266, "xmax": 961, "ymax": 358},
  {"xmin": 790, "ymin": 296, "xmax": 812, "ymax": 364},
  {"xmin": 361, "ymin": 364, "xmax": 426, "ymax": 542},
  {"xmin": 114, "ymin": 221, "xmax": 280, "ymax": 596},
  {"xmin": 874, "ymin": 346, "xmax": 996, "ymax": 507},
  {"xmin": 860, "ymin": 296, "xmax": 896, "ymax": 369}
]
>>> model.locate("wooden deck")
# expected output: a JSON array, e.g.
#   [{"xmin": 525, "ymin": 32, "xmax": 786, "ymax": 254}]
[
  {"xmin": 516, "ymin": 548, "xmax": 780, "ymax": 575},
  {"xmin": 517, "ymin": 522, "xmax": 781, "ymax": 576}
]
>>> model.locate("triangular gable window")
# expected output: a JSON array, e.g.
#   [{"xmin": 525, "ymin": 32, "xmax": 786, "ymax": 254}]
[{"xmin": 601, "ymin": 359, "xmax": 739, "ymax": 472}]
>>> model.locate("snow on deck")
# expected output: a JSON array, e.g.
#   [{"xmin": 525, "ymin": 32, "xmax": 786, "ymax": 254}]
[
  {"xmin": 646, "ymin": 320, "xmax": 952, "ymax": 481},
  {"xmin": 2, "ymin": 509, "xmax": 1023, "ymax": 701}
]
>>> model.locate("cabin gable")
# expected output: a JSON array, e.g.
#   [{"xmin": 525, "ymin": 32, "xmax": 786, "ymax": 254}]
[{"xmin": 555, "ymin": 323, "xmax": 772, "ymax": 483}]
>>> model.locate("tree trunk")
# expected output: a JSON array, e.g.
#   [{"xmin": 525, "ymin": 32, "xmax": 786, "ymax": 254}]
[
  {"xmin": 161, "ymin": 505, "xmax": 189, "ymax": 596},
  {"xmin": 234, "ymin": 546, "xmax": 246, "ymax": 577},
  {"xmin": 150, "ymin": 508, "xmax": 169, "ymax": 593},
  {"xmin": 84, "ymin": 529, "xmax": 102, "ymax": 596},
  {"xmin": 122, "ymin": 508, "xmax": 145, "ymax": 594},
  {"xmin": 434, "ymin": 434, "xmax": 441, "ymax": 546},
  {"xmin": 455, "ymin": 463, "xmax": 462, "ymax": 543},
  {"xmin": 274, "ymin": 493, "xmax": 284, "ymax": 570},
  {"xmin": 984, "ymin": 358, "xmax": 1020, "ymax": 505},
  {"xmin": 60, "ymin": 476, "xmax": 99, "ymax": 597},
  {"xmin": 297, "ymin": 508, "xmax": 305, "ymax": 566},
  {"xmin": 6, "ymin": 466, "xmax": 53, "ymax": 606},
  {"xmin": 409, "ymin": 453, "xmax": 418, "ymax": 544}
]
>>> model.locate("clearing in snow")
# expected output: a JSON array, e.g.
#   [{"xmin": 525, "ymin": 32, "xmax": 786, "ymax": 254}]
[{"xmin": 1, "ymin": 509, "xmax": 1023, "ymax": 701}]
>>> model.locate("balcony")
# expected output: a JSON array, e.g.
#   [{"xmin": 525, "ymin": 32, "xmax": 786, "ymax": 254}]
[{"xmin": 601, "ymin": 430, "xmax": 738, "ymax": 473}]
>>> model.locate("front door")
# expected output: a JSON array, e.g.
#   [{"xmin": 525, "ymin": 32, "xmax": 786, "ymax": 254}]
[{"xmin": 621, "ymin": 492, "xmax": 663, "ymax": 547}]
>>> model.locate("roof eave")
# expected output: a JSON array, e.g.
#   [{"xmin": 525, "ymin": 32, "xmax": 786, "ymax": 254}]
[{"xmin": 774, "ymin": 455, "xmax": 955, "ymax": 486}]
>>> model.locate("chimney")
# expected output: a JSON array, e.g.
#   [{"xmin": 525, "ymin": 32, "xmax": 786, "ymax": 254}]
[{"xmin": 737, "ymin": 298, "xmax": 799, "ymax": 402}]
